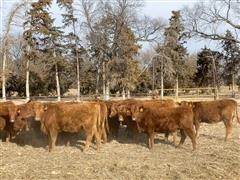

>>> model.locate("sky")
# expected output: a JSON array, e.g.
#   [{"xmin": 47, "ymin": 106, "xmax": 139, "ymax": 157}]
[{"xmin": 0, "ymin": 0, "xmax": 217, "ymax": 54}]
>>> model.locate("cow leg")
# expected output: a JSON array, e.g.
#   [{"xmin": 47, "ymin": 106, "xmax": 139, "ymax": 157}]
[
  {"xmin": 102, "ymin": 128, "xmax": 107, "ymax": 144},
  {"xmin": 48, "ymin": 130, "xmax": 58, "ymax": 152},
  {"xmin": 147, "ymin": 131, "xmax": 155, "ymax": 149},
  {"xmin": 94, "ymin": 129, "xmax": 101, "ymax": 152},
  {"xmin": 178, "ymin": 129, "xmax": 186, "ymax": 148},
  {"xmin": 83, "ymin": 129, "xmax": 94, "ymax": 153},
  {"xmin": 64, "ymin": 133, "xmax": 71, "ymax": 146},
  {"xmin": 172, "ymin": 132, "xmax": 177, "ymax": 146},
  {"xmin": 164, "ymin": 132, "xmax": 169, "ymax": 142},
  {"xmin": 99, "ymin": 123, "xmax": 107, "ymax": 143},
  {"xmin": 194, "ymin": 121, "xmax": 200, "ymax": 138},
  {"xmin": 224, "ymin": 120, "xmax": 232, "ymax": 142},
  {"xmin": 5, "ymin": 131, "xmax": 10, "ymax": 142},
  {"xmin": 184, "ymin": 128, "xmax": 197, "ymax": 151}
]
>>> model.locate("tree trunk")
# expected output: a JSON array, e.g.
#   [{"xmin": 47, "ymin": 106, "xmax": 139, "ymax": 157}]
[
  {"xmin": 127, "ymin": 88, "xmax": 130, "ymax": 99},
  {"xmin": 175, "ymin": 76, "xmax": 178, "ymax": 100},
  {"xmin": 73, "ymin": 20, "xmax": 80, "ymax": 101},
  {"xmin": 26, "ymin": 44, "xmax": 30, "ymax": 101},
  {"xmin": 232, "ymin": 74, "xmax": 235, "ymax": 98},
  {"xmin": 106, "ymin": 80, "xmax": 110, "ymax": 100},
  {"xmin": 2, "ymin": 51, "xmax": 6, "ymax": 101},
  {"xmin": 102, "ymin": 61, "xmax": 106, "ymax": 99},
  {"xmin": 53, "ymin": 49, "xmax": 61, "ymax": 101},
  {"xmin": 160, "ymin": 57, "xmax": 164, "ymax": 99},
  {"xmin": 76, "ymin": 54, "xmax": 80, "ymax": 101},
  {"xmin": 26, "ymin": 59, "xmax": 30, "ymax": 101},
  {"xmin": 122, "ymin": 88, "xmax": 126, "ymax": 100},
  {"xmin": 211, "ymin": 56, "xmax": 218, "ymax": 100},
  {"xmin": 152, "ymin": 58, "xmax": 155, "ymax": 93},
  {"xmin": 96, "ymin": 62, "xmax": 100, "ymax": 95}
]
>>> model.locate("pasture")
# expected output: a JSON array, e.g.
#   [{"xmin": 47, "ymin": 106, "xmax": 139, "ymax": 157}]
[{"xmin": 0, "ymin": 98, "xmax": 240, "ymax": 179}]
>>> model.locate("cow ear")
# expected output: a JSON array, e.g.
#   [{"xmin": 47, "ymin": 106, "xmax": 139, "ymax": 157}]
[{"xmin": 139, "ymin": 107, "xmax": 144, "ymax": 112}]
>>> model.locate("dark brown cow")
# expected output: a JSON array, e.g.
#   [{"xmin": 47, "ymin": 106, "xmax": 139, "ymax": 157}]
[
  {"xmin": 0, "ymin": 101, "xmax": 16, "ymax": 141},
  {"xmin": 34, "ymin": 102, "xmax": 101, "ymax": 152},
  {"xmin": 130, "ymin": 104, "xmax": 197, "ymax": 150},
  {"xmin": 180, "ymin": 99, "xmax": 239, "ymax": 141},
  {"xmin": 105, "ymin": 100, "xmax": 121, "ymax": 138}
]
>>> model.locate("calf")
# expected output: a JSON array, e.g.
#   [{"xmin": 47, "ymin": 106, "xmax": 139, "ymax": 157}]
[{"xmin": 131, "ymin": 105, "xmax": 197, "ymax": 150}]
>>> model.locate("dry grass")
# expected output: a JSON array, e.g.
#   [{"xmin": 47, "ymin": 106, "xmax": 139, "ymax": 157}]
[{"xmin": 0, "ymin": 122, "xmax": 240, "ymax": 180}]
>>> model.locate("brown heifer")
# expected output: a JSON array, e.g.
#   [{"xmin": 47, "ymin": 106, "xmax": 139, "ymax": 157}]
[
  {"xmin": 108, "ymin": 99, "xmax": 140, "ymax": 138},
  {"xmin": 9, "ymin": 101, "xmax": 55, "ymax": 132},
  {"xmin": 0, "ymin": 101, "xmax": 16, "ymax": 141},
  {"xmin": 35, "ymin": 102, "xmax": 101, "ymax": 152},
  {"xmin": 131, "ymin": 105, "xmax": 197, "ymax": 150},
  {"xmin": 180, "ymin": 99, "xmax": 239, "ymax": 141},
  {"xmin": 11, "ymin": 101, "xmax": 74, "ymax": 146},
  {"xmin": 110, "ymin": 99, "xmax": 178, "ymax": 143}
]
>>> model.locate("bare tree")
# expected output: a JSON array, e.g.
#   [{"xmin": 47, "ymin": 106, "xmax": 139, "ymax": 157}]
[
  {"xmin": 80, "ymin": 0, "xmax": 165, "ymax": 99},
  {"xmin": 1, "ymin": 1, "xmax": 27, "ymax": 100},
  {"xmin": 183, "ymin": 0, "xmax": 240, "ymax": 43}
]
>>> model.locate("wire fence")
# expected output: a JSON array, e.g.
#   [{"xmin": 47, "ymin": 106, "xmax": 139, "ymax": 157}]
[{"xmin": 3, "ymin": 87, "xmax": 240, "ymax": 102}]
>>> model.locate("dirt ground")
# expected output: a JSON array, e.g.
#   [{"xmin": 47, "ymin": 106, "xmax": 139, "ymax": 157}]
[{"xmin": 0, "ymin": 121, "xmax": 240, "ymax": 180}]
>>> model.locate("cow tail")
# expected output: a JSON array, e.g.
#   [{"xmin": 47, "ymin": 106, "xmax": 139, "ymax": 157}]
[
  {"xmin": 105, "ymin": 110, "xmax": 109, "ymax": 133},
  {"xmin": 98, "ymin": 105, "xmax": 101, "ymax": 130}
]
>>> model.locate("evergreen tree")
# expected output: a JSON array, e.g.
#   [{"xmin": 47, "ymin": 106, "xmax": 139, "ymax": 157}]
[
  {"xmin": 57, "ymin": 0, "xmax": 82, "ymax": 100},
  {"xmin": 24, "ymin": 0, "xmax": 64, "ymax": 100},
  {"xmin": 221, "ymin": 30, "xmax": 240, "ymax": 86},
  {"xmin": 194, "ymin": 47, "xmax": 222, "ymax": 87},
  {"xmin": 161, "ymin": 11, "xmax": 188, "ymax": 96}
]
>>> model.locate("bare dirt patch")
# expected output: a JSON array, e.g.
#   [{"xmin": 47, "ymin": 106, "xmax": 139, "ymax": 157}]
[{"xmin": 1, "ymin": 121, "xmax": 240, "ymax": 180}]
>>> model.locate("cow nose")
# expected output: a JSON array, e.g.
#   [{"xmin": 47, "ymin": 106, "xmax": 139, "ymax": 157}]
[
  {"xmin": 10, "ymin": 119, "xmax": 15, "ymax": 123},
  {"xmin": 119, "ymin": 115, "xmax": 124, "ymax": 122},
  {"xmin": 132, "ymin": 117, "xmax": 136, "ymax": 121},
  {"xmin": 25, "ymin": 126, "xmax": 30, "ymax": 131},
  {"xmin": 35, "ymin": 117, "xmax": 40, "ymax": 121}
]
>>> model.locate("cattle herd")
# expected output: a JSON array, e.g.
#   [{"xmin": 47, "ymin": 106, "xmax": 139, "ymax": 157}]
[{"xmin": 0, "ymin": 98, "xmax": 239, "ymax": 153}]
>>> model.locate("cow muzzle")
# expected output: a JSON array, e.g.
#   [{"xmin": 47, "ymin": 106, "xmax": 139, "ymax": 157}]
[
  {"xmin": 118, "ymin": 115, "xmax": 124, "ymax": 122},
  {"xmin": 35, "ymin": 117, "xmax": 41, "ymax": 121},
  {"xmin": 132, "ymin": 117, "xmax": 136, "ymax": 121},
  {"xmin": 10, "ymin": 119, "xmax": 15, "ymax": 123}
]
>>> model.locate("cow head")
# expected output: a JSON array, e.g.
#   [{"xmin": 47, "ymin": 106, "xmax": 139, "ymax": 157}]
[
  {"xmin": 33, "ymin": 102, "xmax": 48, "ymax": 121},
  {"xmin": 131, "ymin": 105, "xmax": 144, "ymax": 122},
  {"xmin": 14, "ymin": 115, "xmax": 31, "ymax": 132},
  {"xmin": 7, "ymin": 105, "xmax": 19, "ymax": 123},
  {"xmin": 109, "ymin": 104, "xmax": 118, "ymax": 118}
]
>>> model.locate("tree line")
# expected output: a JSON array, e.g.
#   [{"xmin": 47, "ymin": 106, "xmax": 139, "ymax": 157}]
[{"xmin": 1, "ymin": 0, "xmax": 239, "ymax": 100}]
